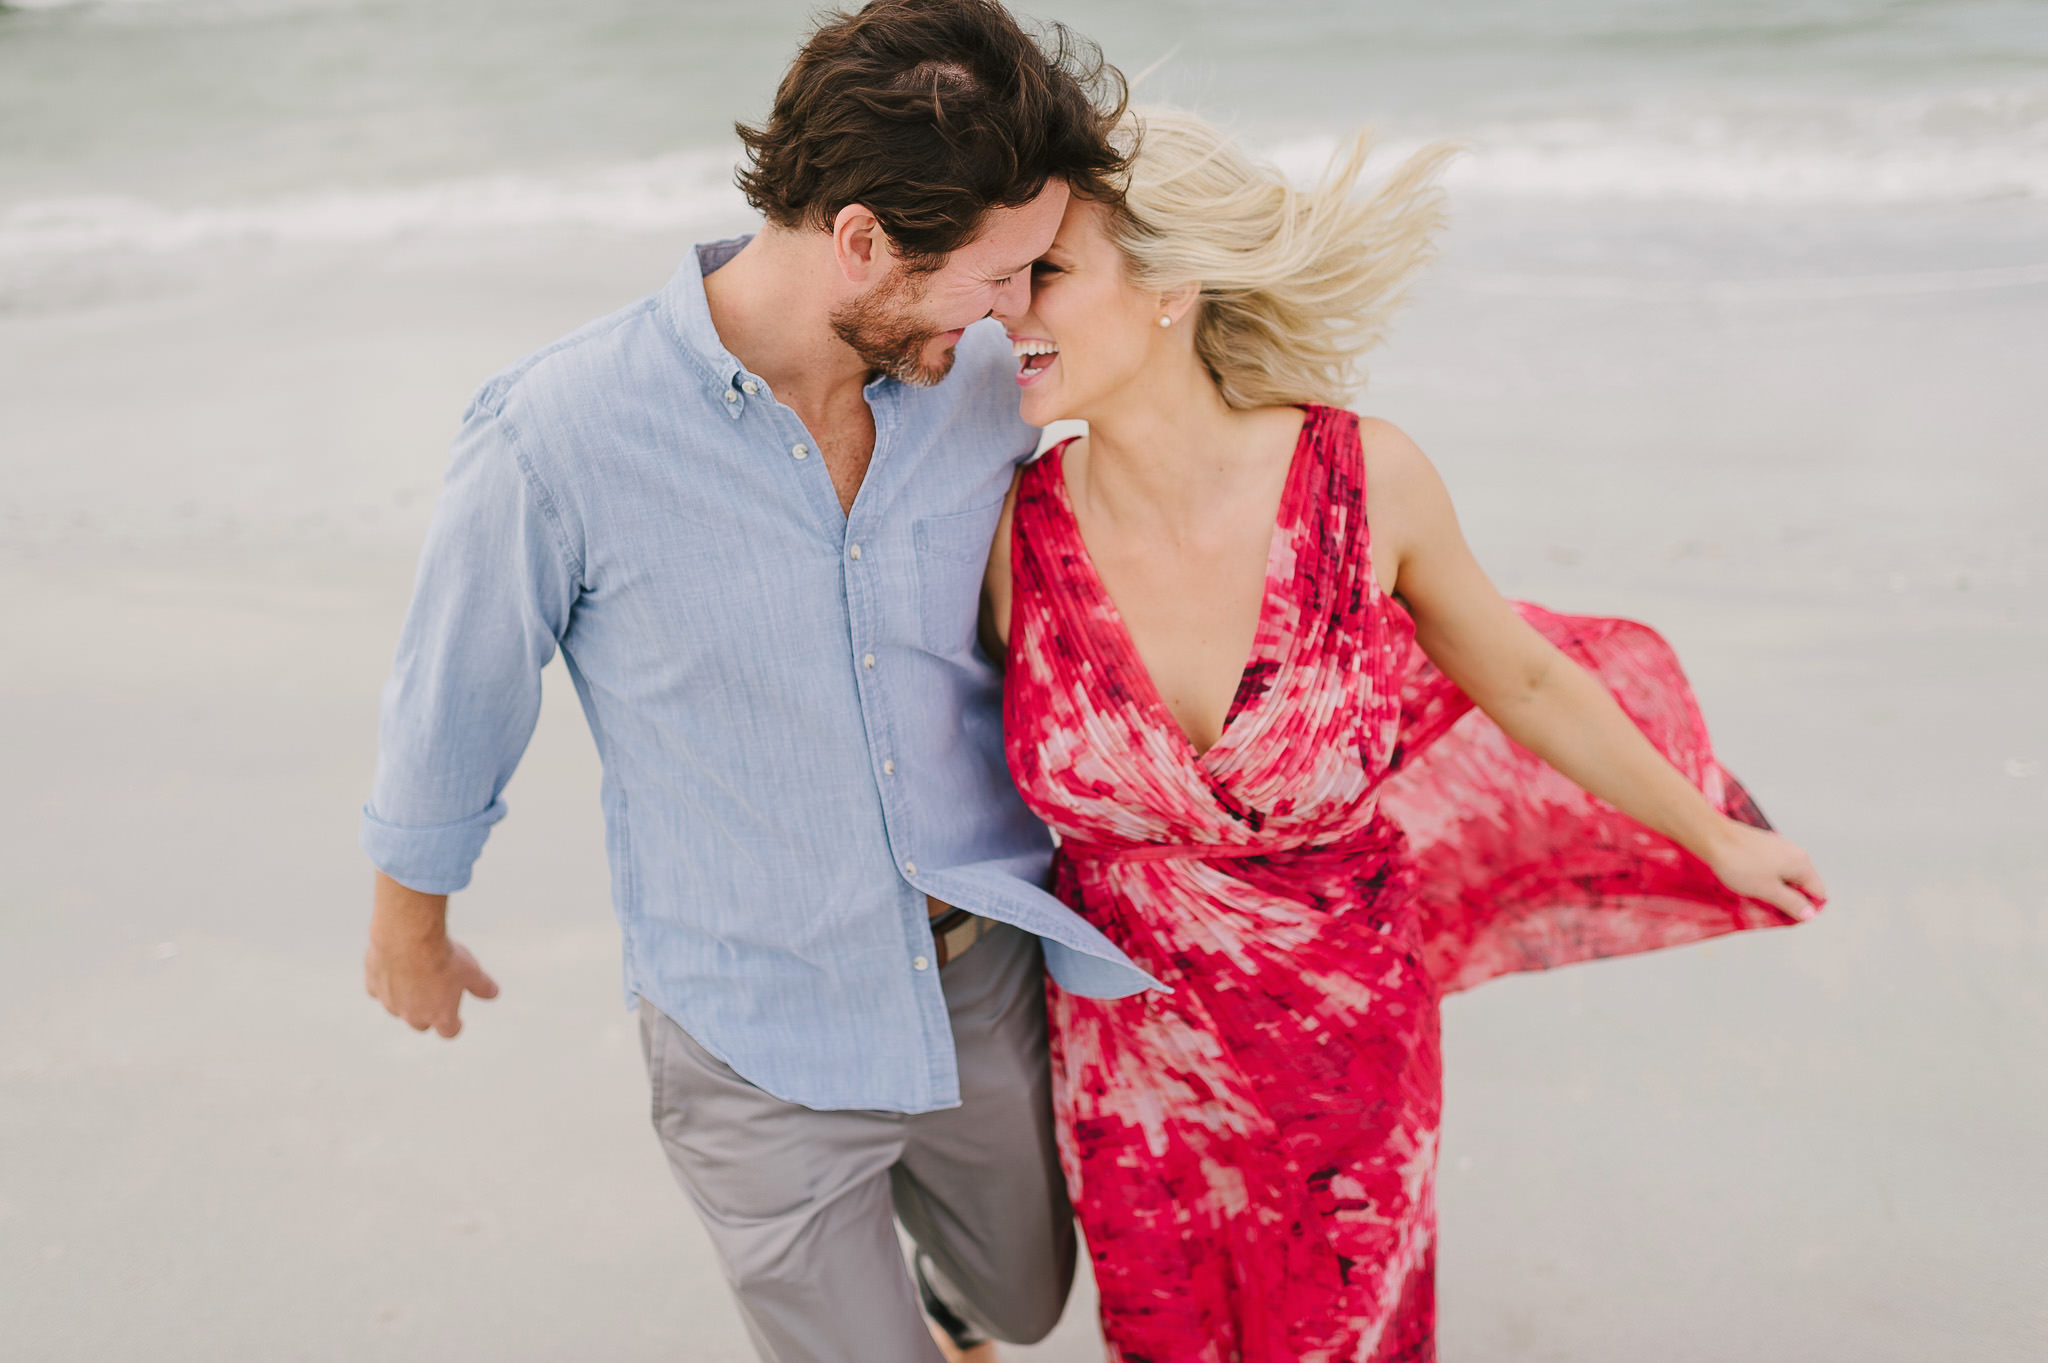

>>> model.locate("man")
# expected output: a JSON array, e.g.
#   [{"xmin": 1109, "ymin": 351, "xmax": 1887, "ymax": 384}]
[{"xmin": 359, "ymin": 3, "xmax": 1152, "ymax": 1359}]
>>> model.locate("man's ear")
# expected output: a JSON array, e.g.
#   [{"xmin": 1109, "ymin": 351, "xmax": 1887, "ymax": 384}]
[{"xmin": 831, "ymin": 204, "xmax": 890, "ymax": 284}]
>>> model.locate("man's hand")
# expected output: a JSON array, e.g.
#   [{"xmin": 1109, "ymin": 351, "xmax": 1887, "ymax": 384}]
[{"xmin": 365, "ymin": 871, "xmax": 499, "ymax": 1038}]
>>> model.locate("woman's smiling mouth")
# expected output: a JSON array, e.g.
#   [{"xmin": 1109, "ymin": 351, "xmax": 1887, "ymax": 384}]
[{"xmin": 1011, "ymin": 335, "xmax": 1060, "ymax": 386}]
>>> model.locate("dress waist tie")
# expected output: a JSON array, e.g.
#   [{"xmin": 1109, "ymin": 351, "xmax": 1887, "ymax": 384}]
[{"xmin": 1058, "ymin": 822, "xmax": 1401, "ymax": 867}]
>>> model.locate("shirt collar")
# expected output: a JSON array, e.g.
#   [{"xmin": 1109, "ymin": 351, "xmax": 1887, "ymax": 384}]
[
  {"xmin": 659, "ymin": 236, "xmax": 758, "ymax": 406},
  {"xmin": 659, "ymin": 234, "xmax": 901, "ymax": 415}
]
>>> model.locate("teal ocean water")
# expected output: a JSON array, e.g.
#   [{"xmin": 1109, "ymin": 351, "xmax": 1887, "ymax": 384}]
[{"xmin": 4, "ymin": 0, "xmax": 2047, "ymax": 265}]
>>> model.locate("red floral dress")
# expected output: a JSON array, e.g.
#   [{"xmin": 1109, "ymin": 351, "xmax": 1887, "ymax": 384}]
[{"xmin": 1003, "ymin": 405, "xmax": 1810, "ymax": 1362}]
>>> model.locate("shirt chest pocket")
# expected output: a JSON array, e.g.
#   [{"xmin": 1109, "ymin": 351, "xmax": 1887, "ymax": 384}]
[{"xmin": 913, "ymin": 500, "xmax": 1002, "ymax": 656}]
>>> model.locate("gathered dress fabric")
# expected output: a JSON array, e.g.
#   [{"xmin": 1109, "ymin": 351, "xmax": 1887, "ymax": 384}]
[{"xmin": 1002, "ymin": 405, "xmax": 1812, "ymax": 1363}]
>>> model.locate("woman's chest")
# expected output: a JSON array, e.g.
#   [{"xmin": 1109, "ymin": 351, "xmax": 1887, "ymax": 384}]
[{"xmin": 1085, "ymin": 524, "xmax": 1277, "ymax": 758}]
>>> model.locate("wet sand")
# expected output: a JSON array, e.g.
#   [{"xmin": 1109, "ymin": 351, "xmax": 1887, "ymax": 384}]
[{"xmin": 2, "ymin": 218, "xmax": 2043, "ymax": 1361}]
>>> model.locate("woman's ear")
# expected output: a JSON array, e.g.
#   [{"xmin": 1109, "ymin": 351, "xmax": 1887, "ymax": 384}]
[{"xmin": 1158, "ymin": 281, "xmax": 1202, "ymax": 328}]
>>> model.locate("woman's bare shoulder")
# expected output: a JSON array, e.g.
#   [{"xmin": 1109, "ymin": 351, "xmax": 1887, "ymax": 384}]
[
  {"xmin": 1355, "ymin": 414, "xmax": 1458, "ymax": 510},
  {"xmin": 1354, "ymin": 414, "xmax": 1432, "ymax": 482},
  {"xmin": 1351, "ymin": 414, "xmax": 1461, "ymax": 593}
]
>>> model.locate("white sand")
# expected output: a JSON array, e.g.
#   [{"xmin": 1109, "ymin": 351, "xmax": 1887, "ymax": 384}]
[{"xmin": 2, "ymin": 217, "xmax": 2043, "ymax": 1361}]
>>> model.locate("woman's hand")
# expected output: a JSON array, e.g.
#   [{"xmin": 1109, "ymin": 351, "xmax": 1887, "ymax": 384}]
[{"xmin": 1701, "ymin": 820, "xmax": 1828, "ymax": 922}]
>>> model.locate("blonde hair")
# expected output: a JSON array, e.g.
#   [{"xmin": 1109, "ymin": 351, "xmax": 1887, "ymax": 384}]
[{"xmin": 1106, "ymin": 106, "xmax": 1457, "ymax": 409}]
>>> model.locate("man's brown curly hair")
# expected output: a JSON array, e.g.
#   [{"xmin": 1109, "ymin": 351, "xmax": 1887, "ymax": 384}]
[{"xmin": 736, "ymin": 0, "xmax": 1129, "ymax": 268}]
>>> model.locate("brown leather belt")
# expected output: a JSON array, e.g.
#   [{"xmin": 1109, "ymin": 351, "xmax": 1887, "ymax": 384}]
[{"xmin": 929, "ymin": 905, "xmax": 996, "ymax": 967}]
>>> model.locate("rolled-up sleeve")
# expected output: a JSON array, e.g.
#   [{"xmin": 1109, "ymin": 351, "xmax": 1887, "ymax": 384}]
[{"xmin": 360, "ymin": 399, "xmax": 581, "ymax": 894}]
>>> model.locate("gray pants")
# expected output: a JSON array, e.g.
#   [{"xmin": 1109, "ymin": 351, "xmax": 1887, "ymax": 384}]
[{"xmin": 638, "ymin": 922, "xmax": 1076, "ymax": 1362}]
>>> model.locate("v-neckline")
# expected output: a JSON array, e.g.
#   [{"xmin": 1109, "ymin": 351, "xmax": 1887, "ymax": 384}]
[{"xmin": 1046, "ymin": 407, "xmax": 1315, "ymax": 766}]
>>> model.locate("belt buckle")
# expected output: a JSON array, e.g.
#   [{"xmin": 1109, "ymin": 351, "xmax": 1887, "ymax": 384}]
[{"xmin": 930, "ymin": 906, "xmax": 990, "ymax": 967}]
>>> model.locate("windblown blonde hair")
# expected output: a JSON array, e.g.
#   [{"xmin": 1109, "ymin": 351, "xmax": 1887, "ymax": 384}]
[{"xmin": 1105, "ymin": 106, "xmax": 1457, "ymax": 409}]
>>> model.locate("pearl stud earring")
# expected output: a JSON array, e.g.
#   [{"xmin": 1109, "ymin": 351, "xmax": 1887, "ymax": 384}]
[{"xmin": 1158, "ymin": 315, "xmax": 1172, "ymax": 328}]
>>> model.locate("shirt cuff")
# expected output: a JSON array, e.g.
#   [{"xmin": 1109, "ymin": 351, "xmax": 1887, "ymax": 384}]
[{"xmin": 359, "ymin": 800, "xmax": 508, "ymax": 895}]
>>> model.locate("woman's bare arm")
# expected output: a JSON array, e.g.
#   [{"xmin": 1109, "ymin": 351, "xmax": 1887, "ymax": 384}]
[
  {"xmin": 1362, "ymin": 418, "xmax": 1825, "ymax": 918},
  {"xmin": 978, "ymin": 468, "xmax": 1025, "ymax": 666}
]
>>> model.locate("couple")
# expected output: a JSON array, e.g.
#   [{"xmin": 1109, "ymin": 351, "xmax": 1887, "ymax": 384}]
[{"xmin": 361, "ymin": 2, "xmax": 1825, "ymax": 1360}]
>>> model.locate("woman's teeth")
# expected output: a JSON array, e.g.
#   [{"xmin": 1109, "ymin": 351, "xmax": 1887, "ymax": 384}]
[{"xmin": 1013, "ymin": 338, "xmax": 1059, "ymax": 377}]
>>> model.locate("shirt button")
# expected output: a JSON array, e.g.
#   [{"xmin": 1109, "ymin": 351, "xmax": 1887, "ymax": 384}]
[
  {"xmin": 882, "ymin": 759, "xmax": 895, "ymax": 776},
  {"xmin": 848, "ymin": 544, "xmax": 862, "ymax": 561},
  {"xmin": 791, "ymin": 443, "xmax": 809, "ymax": 460},
  {"xmin": 862, "ymin": 653, "xmax": 875, "ymax": 669},
  {"xmin": 723, "ymin": 391, "xmax": 738, "ymax": 404},
  {"xmin": 741, "ymin": 380, "xmax": 759, "ymax": 395},
  {"xmin": 903, "ymin": 860, "xmax": 918, "ymax": 876},
  {"xmin": 912, "ymin": 955, "xmax": 931, "ymax": 972}
]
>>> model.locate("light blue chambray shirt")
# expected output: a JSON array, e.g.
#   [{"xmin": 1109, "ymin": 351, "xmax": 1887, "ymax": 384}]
[{"xmin": 363, "ymin": 238, "xmax": 1155, "ymax": 1114}]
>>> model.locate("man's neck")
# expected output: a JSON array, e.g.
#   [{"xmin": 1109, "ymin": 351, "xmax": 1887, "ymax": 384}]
[{"xmin": 701, "ymin": 227, "xmax": 875, "ymax": 414}]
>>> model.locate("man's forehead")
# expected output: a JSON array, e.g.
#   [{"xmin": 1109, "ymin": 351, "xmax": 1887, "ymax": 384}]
[{"xmin": 957, "ymin": 183, "xmax": 1070, "ymax": 269}]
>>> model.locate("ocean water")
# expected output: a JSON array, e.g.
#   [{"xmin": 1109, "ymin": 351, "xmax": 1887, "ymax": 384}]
[
  {"xmin": 5, "ymin": 0, "xmax": 2043, "ymax": 568},
  {"xmin": 4, "ymin": 0, "xmax": 2047, "ymax": 269}
]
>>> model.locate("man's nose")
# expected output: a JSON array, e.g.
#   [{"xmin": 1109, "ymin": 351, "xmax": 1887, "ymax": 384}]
[{"xmin": 990, "ymin": 271, "xmax": 1032, "ymax": 323}]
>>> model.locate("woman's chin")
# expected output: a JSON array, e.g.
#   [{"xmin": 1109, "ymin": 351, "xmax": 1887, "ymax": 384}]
[{"xmin": 1019, "ymin": 387, "xmax": 1067, "ymax": 429}]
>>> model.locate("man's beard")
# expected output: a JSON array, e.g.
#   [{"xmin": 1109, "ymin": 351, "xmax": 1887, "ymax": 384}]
[{"xmin": 829, "ymin": 270, "xmax": 958, "ymax": 388}]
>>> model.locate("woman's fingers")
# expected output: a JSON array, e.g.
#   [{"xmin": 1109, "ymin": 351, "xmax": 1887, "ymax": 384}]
[
  {"xmin": 1774, "ymin": 843, "xmax": 1827, "ymax": 915},
  {"xmin": 1762, "ymin": 878, "xmax": 1816, "ymax": 922},
  {"xmin": 1788, "ymin": 859, "xmax": 1829, "ymax": 905},
  {"xmin": 1718, "ymin": 825, "xmax": 1827, "ymax": 920},
  {"xmin": 1768, "ymin": 852, "xmax": 1824, "ymax": 920}
]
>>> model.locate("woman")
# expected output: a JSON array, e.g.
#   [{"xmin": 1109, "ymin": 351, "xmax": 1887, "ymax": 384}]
[{"xmin": 983, "ymin": 108, "xmax": 1826, "ymax": 1362}]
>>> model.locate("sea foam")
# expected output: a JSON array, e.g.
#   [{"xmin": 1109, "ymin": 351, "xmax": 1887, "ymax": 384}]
[
  {"xmin": 0, "ymin": 153, "xmax": 747, "ymax": 260},
  {"xmin": 1271, "ymin": 89, "xmax": 2048, "ymax": 206},
  {"xmin": 4, "ymin": 90, "xmax": 2046, "ymax": 263}
]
